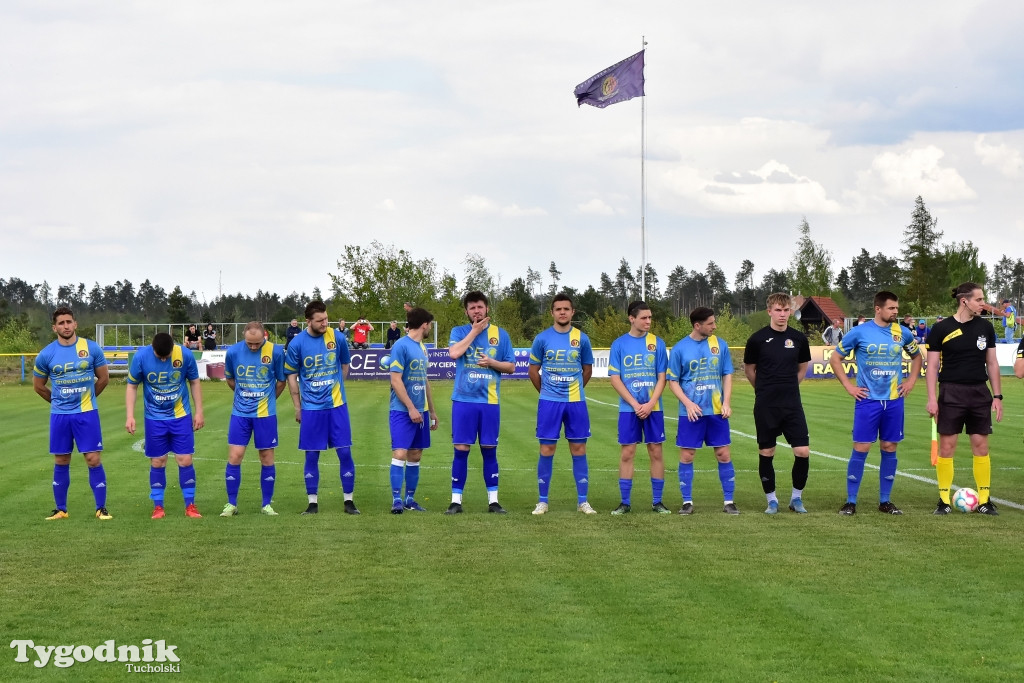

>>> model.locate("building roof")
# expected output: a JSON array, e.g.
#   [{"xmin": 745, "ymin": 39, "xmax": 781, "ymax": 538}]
[{"xmin": 799, "ymin": 296, "xmax": 847, "ymax": 324}]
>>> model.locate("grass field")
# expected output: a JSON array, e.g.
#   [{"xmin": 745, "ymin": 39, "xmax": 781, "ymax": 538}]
[{"xmin": 2, "ymin": 376, "xmax": 1024, "ymax": 681}]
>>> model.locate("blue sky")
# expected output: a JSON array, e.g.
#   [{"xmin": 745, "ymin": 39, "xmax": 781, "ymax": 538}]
[{"xmin": 2, "ymin": 0, "xmax": 1023, "ymax": 303}]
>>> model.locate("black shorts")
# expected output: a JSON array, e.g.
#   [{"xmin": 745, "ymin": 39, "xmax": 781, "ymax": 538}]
[
  {"xmin": 937, "ymin": 383, "xmax": 992, "ymax": 436},
  {"xmin": 753, "ymin": 402, "xmax": 809, "ymax": 450}
]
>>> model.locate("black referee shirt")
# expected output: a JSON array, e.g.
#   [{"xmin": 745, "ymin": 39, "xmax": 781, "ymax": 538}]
[{"xmin": 925, "ymin": 316, "xmax": 995, "ymax": 384}]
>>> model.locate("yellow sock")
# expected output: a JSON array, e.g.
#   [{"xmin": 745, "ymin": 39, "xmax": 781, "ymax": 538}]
[
  {"xmin": 937, "ymin": 457, "xmax": 954, "ymax": 504},
  {"xmin": 973, "ymin": 455, "xmax": 991, "ymax": 504}
]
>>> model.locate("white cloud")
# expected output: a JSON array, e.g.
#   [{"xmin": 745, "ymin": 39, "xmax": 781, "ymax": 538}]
[
  {"xmin": 576, "ymin": 198, "xmax": 616, "ymax": 215},
  {"xmin": 857, "ymin": 145, "xmax": 976, "ymax": 201},
  {"xmin": 974, "ymin": 135, "xmax": 1024, "ymax": 178},
  {"xmin": 461, "ymin": 195, "xmax": 545, "ymax": 217}
]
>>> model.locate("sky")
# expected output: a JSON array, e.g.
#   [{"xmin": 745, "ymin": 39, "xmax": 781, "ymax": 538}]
[{"xmin": 3, "ymin": 0, "xmax": 1024, "ymax": 305}]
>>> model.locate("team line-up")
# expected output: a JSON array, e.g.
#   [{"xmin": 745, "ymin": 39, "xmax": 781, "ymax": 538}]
[{"xmin": 33, "ymin": 284, "xmax": 1024, "ymax": 520}]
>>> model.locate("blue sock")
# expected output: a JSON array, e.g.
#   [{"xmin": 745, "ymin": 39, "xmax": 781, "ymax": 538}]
[
  {"xmin": 651, "ymin": 477, "xmax": 665, "ymax": 505},
  {"xmin": 150, "ymin": 466, "xmax": 166, "ymax": 506},
  {"xmin": 537, "ymin": 454, "xmax": 553, "ymax": 503},
  {"xmin": 572, "ymin": 454, "xmax": 589, "ymax": 504},
  {"xmin": 225, "ymin": 463, "xmax": 241, "ymax": 505},
  {"xmin": 404, "ymin": 462, "xmax": 420, "ymax": 502},
  {"xmin": 452, "ymin": 448, "xmax": 469, "ymax": 495},
  {"xmin": 179, "ymin": 464, "xmax": 197, "ymax": 506},
  {"xmin": 718, "ymin": 461, "xmax": 736, "ymax": 502},
  {"xmin": 390, "ymin": 459, "xmax": 405, "ymax": 501},
  {"xmin": 53, "ymin": 464, "xmax": 70, "ymax": 510},
  {"xmin": 88, "ymin": 464, "xmax": 106, "ymax": 508},
  {"xmin": 336, "ymin": 447, "xmax": 355, "ymax": 495},
  {"xmin": 481, "ymin": 446, "xmax": 499, "ymax": 493},
  {"xmin": 261, "ymin": 465, "xmax": 276, "ymax": 506},
  {"xmin": 304, "ymin": 451, "xmax": 320, "ymax": 495},
  {"xmin": 679, "ymin": 463, "xmax": 694, "ymax": 502},
  {"xmin": 846, "ymin": 450, "xmax": 868, "ymax": 504},
  {"xmin": 879, "ymin": 450, "xmax": 897, "ymax": 503},
  {"xmin": 619, "ymin": 478, "xmax": 633, "ymax": 506}
]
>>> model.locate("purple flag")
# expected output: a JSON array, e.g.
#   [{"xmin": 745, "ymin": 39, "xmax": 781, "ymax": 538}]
[{"xmin": 574, "ymin": 50, "xmax": 645, "ymax": 108}]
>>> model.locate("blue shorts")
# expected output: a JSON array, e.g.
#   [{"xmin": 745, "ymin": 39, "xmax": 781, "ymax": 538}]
[
  {"xmin": 390, "ymin": 410, "xmax": 431, "ymax": 451},
  {"xmin": 451, "ymin": 402, "xmax": 500, "ymax": 446},
  {"xmin": 676, "ymin": 414, "xmax": 731, "ymax": 449},
  {"xmin": 617, "ymin": 411, "xmax": 666, "ymax": 445},
  {"xmin": 144, "ymin": 416, "xmax": 194, "ymax": 457},
  {"xmin": 298, "ymin": 405, "xmax": 352, "ymax": 451},
  {"xmin": 228, "ymin": 414, "xmax": 280, "ymax": 450},
  {"xmin": 49, "ymin": 411, "xmax": 103, "ymax": 455},
  {"xmin": 852, "ymin": 398, "xmax": 905, "ymax": 444},
  {"xmin": 536, "ymin": 399, "xmax": 590, "ymax": 444}
]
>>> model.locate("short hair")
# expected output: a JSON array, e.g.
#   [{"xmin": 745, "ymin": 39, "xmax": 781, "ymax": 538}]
[
  {"xmin": 304, "ymin": 300, "xmax": 327, "ymax": 320},
  {"xmin": 627, "ymin": 300, "xmax": 650, "ymax": 318},
  {"xmin": 406, "ymin": 307, "xmax": 434, "ymax": 329},
  {"xmin": 873, "ymin": 290, "xmax": 899, "ymax": 308},
  {"xmin": 52, "ymin": 306, "xmax": 75, "ymax": 324},
  {"xmin": 689, "ymin": 307, "xmax": 715, "ymax": 325},
  {"xmin": 462, "ymin": 290, "xmax": 489, "ymax": 309},
  {"xmin": 551, "ymin": 292, "xmax": 574, "ymax": 310},
  {"xmin": 243, "ymin": 321, "xmax": 264, "ymax": 333},
  {"xmin": 952, "ymin": 282, "xmax": 981, "ymax": 303},
  {"xmin": 152, "ymin": 332, "xmax": 174, "ymax": 358},
  {"xmin": 766, "ymin": 293, "xmax": 791, "ymax": 310}
]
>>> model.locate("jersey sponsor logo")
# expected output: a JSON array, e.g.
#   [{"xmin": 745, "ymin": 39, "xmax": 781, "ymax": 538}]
[
  {"xmin": 765, "ymin": 337, "xmax": 773, "ymax": 343},
  {"xmin": 172, "ymin": 359, "xmax": 182, "ymax": 368},
  {"xmin": 784, "ymin": 339, "xmax": 794, "ymax": 348},
  {"xmin": 569, "ymin": 338, "xmax": 579, "ymax": 347},
  {"xmin": 261, "ymin": 355, "xmax": 271, "ymax": 364},
  {"xmin": 78, "ymin": 349, "xmax": 87, "ymax": 358},
  {"xmin": 489, "ymin": 336, "xmax": 498, "ymax": 345},
  {"xmin": 977, "ymin": 336, "xmax": 987, "ymax": 350},
  {"xmin": 326, "ymin": 341, "xmax": 336, "ymax": 350},
  {"xmin": 710, "ymin": 345, "xmax": 719, "ymax": 355},
  {"xmin": 647, "ymin": 343, "xmax": 656, "ymax": 351},
  {"xmin": 892, "ymin": 334, "xmax": 901, "ymax": 343}
]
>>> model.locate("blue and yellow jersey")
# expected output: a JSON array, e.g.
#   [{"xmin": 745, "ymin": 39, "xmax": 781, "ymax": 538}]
[
  {"xmin": 667, "ymin": 335, "xmax": 733, "ymax": 416},
  {"xmin": 389, "ymin": 336, "xmax": 429, "ymax": 413},
  {"xmin": 283, "ymin": 328, "xmax": 349, "ymax": 410},
  {"xmin": 33, "ymin": 337, "xmax": 108, "ymax": 415},
  {"xmin": 450, "ymin": 323, "xmax": 515, "ymax": 405},
  {"xmin": 1005, "ymin": 305, "xmax": 1016, "ymax": 328},
  {"xmin": 608, "ymin": 332, "xmax": 667, "ymax": 413},
  {"xmin": 529, "ymin": 326, "xmax": 594, "ymax": 402},
  {"xmin": 127, "ymin": 344, "xmax": 199, "ymax": 421},
  {"xmin": 835, "ymin": 321, "xmax": 919, "ymax": 400},
  {"xmin": 225, "ymin": 340, "xmax": 286, "ymax": 418}
]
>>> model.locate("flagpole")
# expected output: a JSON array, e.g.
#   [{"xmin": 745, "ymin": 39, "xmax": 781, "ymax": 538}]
[{"xmin": 640, "ymin": 36, "xmax": 648, "ymax": 301}]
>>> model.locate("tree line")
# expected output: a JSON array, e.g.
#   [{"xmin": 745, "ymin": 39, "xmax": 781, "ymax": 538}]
[{"xmin": 3, "ymin": 196, "xmax": 1023, "ymax": 353}]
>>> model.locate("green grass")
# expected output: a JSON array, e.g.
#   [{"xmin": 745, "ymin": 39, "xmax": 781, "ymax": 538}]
[{"xmin": 2, "ymin": 377, "xmax": 1024, "ymax": 681}]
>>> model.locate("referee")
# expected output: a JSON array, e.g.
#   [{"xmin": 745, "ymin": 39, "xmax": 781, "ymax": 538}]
[
  {"xmin": 925, "ymin": 282, "xmax": 1003, "ymax": 515},
  {"xmin": 743, "ymin": 293, "xmax": 813, "ymax": 514}
]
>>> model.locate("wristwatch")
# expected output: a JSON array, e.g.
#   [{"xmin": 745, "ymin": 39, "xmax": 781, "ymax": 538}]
[{"xmin": 993, "ymin": 394, "xmax": 1003, "ymax": 400}]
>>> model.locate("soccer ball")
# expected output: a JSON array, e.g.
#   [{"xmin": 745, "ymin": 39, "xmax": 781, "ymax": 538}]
[
  {"xmin": 378, "ymin": 354, "xmax": 391, "ymax": 372},
  {"xmin": 951, "ymin": 488, "xmax": 979, "ymax": 513}
]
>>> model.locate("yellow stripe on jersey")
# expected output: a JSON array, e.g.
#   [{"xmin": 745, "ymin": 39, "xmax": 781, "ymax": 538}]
[
  {"xmin": 171, "ymin": 346, "xmax": 187, "ymax": 418},
  {"xmin": 568, "ymin": 328, "xmax": 582, "ymax": 402},
  {"xmin": 942, "ymin": 328, "xmax": 962, "ymax": 345},
  {"xmin": 258, "ymin": 339, "xmax": 276, "ymax": 417},
  {"xmin": 76, "ymin": 337, "xmax": 95, "ymax": 412},
  {"xmin": 708, "ymin": 335, "xmax": 723, "ymax": 414},
  {"xmin": 487, "ymin": 324, "xmax": 500, "ymax": 404},
  {"xmin": 888, "ymin": 323, "xmax": 903, "ymax": 399}
]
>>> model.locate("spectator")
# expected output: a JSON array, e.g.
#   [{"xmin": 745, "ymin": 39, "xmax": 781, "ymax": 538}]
[
  {"xmin": 915, "ymin": 319, "xmax": 929, "ymax": 344},
  {"xmin": 351, "ymin": 317, "xmax": 373, "ymax": 350},
  {"xmin": 202, "ymin": 324, "xmax": 218, "ymax": 351},
  {"xmin": 902, "ymin": 315, "xmax": 915, "ymax": 330},
  {"xmin": 854, "ymin": 315, "xmax": 866, "ymax": 327},
  {"xmin": 337, "ymin": 319, "xmax": 348, "ymax": 341},
  {"xmin": 385, "ymin": 320, "xmax": 401, "ymax": 349},
  {"xmin": 184, "ymin": 324, "xmax": 201, "ymax": 350},
  {"xmin": 285, "ymin": 318, "xmax": 302, "ymax": 349},
  {"xmin": 404, "ymin": 302, "xmax": 414, "ymax": 314},
  {"xmin": 822, "ymin": 318, "xmax": 843, "ymax": 346},
  {"xmin": 1001, "ymin": 299, "xmax": 1016, "ymax": 342}
]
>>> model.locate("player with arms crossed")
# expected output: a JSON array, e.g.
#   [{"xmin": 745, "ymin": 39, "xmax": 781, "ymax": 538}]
[
  {"xmin": 926, "ymin": 282, "xmax": 1003, "ymax": 515},
  {"xmin": 528, "ymin": 293, "xmax": 596, "ymax": 515},
  {"xmin": 445, "ymin": 291, "xmax": 516, "ymax": 515},
  {"xmin": 285, "ymin": 301, "xmax": 360, "ymax": 515},
  {"xmin": 830, "ymin": 291, "xmax": 922, "ymax": 515},
  {"xmin": 744, "ymin": 293, "xmax": 813, "ymax": 514},
  {"xmin": 33, "ymin": 306, "xmax": 111, "ymax": 520},
  {"xmin": 388, "ymin": 307, "xmax": 439, "ymax": 514},
  {"xmin": 608, "ymin": 300, "xmax": 670, "ymax": 514},
  {"xmin": 668, "ymin": 307, "xmax": 738, "ymax": 514},
  {"xmin": 221, "ymin": 321, "xmax": 287, "ymax": 517},
  {"xmin": 126, "ymin": 332, "xmax": 204, "ymax": 519}
]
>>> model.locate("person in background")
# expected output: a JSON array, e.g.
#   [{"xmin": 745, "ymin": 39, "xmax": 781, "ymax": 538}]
[
  {"xmin": 184, "ymin": 324, "xmax": 201, "ymax": 350},
  {"xmin": 385, "ymin": 321, "xmax": 401, "ymax": 349},
  {"xmin": 202, "ymin": 323, "xmax": 217, "ymax": 351},
  {"xmin": 285, "ymin": 319, "xmax": 302, "ymax": 350}
]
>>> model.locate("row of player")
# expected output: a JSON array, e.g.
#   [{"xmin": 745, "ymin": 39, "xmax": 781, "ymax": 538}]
[{"xmin": 33, "ymin": 284, "xmax": 1022, "ymax": 519}]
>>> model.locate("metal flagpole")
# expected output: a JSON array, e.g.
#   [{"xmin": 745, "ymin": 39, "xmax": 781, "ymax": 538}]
[{"xmin": 640, "ymin": 36, "xmax": 648, "ymax": 300}]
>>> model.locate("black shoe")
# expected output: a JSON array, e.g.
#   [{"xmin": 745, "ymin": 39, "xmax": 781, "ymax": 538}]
[
  {"xmin": 488, "ymin": 502, "xmax": 508, "ymax": 514},
  {"xmin": 445, "ymin": 503, "xmax": 463, "ymax": 515},
  {"xmin": 651, "ymin": 502, "xmax": 672, "ymax": 514},
  {"xmin": 838, "ymin": 502, "xmax": 857, "ymax": 515},
  {"xmin": 343, "ymin": 500, "xmax": 360, "ymax": 515},
  {"xmin": 723, "ymin": 503, "xmax": 740, "ymax": 515},
  {"xmin": 300, "ymin": 503, "xmax": 319, "ymax": 515},
  {"xmin": 878, "ymin": 501, "xmax": 902, "ymax": 515},
  {"xmin": 933, "ymin": 499, "xmax": 951, "ymax": 515},
  {"xmin": 678, "ymin": 502, "xmax": 694, "ymax": 515},
  {"xmin": 976, "ymin": 500, "xmax": 999, "ymax": 516},
  {"xmin": 610, "ymin": 503, "xmax": 631, "ymax": 515}
]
